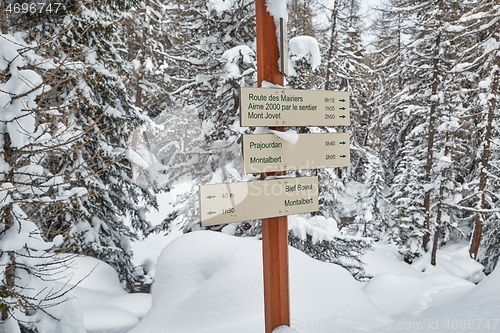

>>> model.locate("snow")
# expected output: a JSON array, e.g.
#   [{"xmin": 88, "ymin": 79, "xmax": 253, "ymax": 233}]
[
  {"xmin": 273, "ymin": 326, "xmax": 300, "ymax": 333},
  {"xmin": 288, "ymin": 215, "xmax": 339, "ymax": 243},
  {"xmin": 6, "ymin": 225, "xmax": 491, "ymax": 333},
  {"xmin": 128, "ymin": 231, "xmax": 391, "ymax": 333},
  {"xmin": 207, "ymin": 0, "xmax": 235, "ymax": 15},
  {"xmin": 411, "ymin": 243, "xmax": 485, "ymax": 283},
  {"xmin": 288, "ymin": 36, "xmax": 321, "ymax": 76},
  {"xmin": 131, "ymin": 187, "xmax": 186, "ymax": 275},
  {"xmin": 253, "ymin": 127, "xmax": 299, "ymax": 144},
  {"xmin": 364, "ymin": 274, "xmax": 474, "ymax": 316},
  {"xmin": 52, "ymin": 255, "xmax": 152, "ymax": 333},
  {"xmin": 222, "ymin": 45, "xmax": 255, "ymax": 79},
  {"xmin": 362, "ymin": 243, "xmax": 424, "ymax": 278},
  {"xmin": 265, "ymin": 0, "xmax": 287, "ymax": 22}
]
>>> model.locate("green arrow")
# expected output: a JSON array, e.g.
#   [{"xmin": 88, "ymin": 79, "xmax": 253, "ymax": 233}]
[
  {"xmin": 339, "ymin": 115, "xmax": 346, "ymax": 119},
  {"xmin": 339, "ymin": 99, "xmax": 346, "ymax": 102},
  {"xmin": 340, "ymin": 155, "xmax": 347, "ymax": 158},
  {"xmin": 206, "ymin": 195, "xmax": 215, "ymax": 200},
  {"xmin": 207, "ymin": 211, "xmax": 216, "ymax": 215},
  {"xmin": 339, "ymin": 107, "xmax": 346, "ymax": 111},
  {"xmin": 339, "ymin": 141, "xmax": 347, "ymax": 145}
]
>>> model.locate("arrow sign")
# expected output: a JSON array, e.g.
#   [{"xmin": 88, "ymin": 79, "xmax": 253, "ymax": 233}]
[
  {"xmin": 339, "ymin": 141, "xmax": 347, "ymax": 145},
  {"xmin": 240, "ymin": 87, "xmax": 350, "ymax": 127},
  {"xmin": 339, "ymin": 115, "xmax": 346, "ymax": 119},
  {"xmin": 243, "ymin": 133, "xmax": 350, "ymax": 173},
  {"xmin": 206, "ymin": 195, "xmax": 216, "ymax": 199},
  {"xmin": 200, "ymin": 177, "xmax": 319, "ymax": 226}
]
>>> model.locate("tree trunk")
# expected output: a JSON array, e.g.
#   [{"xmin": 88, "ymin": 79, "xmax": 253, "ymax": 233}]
[
  {"xmin": 324, "ymin": 4, "xmax": 338, "ymax": 91},
  {"xmin": 423, "ymin": 31, "xmax": 441, "ymax": 252},
  {"xmin": 0, "ymin": 0, "xmax": 8, "ymax": 34},
  {"xmin": 2, "ymin": 133, "xmax": 15, "ymax": 321},
  {"xmin": 470, "ymin": 71, "xmax": 498, "ymax": 258},
  {"xmin": 431, "ymin": 227, "xmax": 440, "ymax": 266}
]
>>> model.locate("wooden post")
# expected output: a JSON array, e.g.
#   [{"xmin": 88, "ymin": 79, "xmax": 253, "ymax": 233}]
[{"xmin": 255, "ymin": 1, "xmax": 290, "ymax": 332}]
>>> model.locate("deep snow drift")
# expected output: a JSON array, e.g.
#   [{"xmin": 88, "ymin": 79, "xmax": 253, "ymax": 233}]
[
  {"xmin": 128, "ymin": 231, "xmax": 391, "ymax": 333},
  {"xmin": 124, "ymin": 231, "xmax": 496, "ymax": 333},
  {"xmin": 49, "ymin": 227, "xmax": 497, "ymax": 333}
]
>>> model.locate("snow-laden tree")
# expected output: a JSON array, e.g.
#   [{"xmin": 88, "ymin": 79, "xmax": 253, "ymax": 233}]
[
  {"xmin": 0, "ymin": 33, "xmax": 86, "ymax": 333},
  {"xmin": 288, "ymin": 0, "xmax": 315, "ymax": 38},
  {"xmin": 451, "ymin": 1, "xmax": 500, "ymax": 272},
  {"xmin": 5, "ymin": 0, "xmax": 157, "ymax": 290},
  {"xmin": 384, "ymin": 0, "xmax": 470, "ymax": 264},
  {"xmin": 363, "ymin": 154, "xmax": 389, "ymax": 239},
  {"xmin": 390, "ymin": 137, "xmax": 427, "ymax": 261},
  {"xmin": 318, "ymin": 0, "xmax": 379, "ymax": 185},
  {"xmin": 369, "ymin": 0, "xmax": 410, "ymax": 184},
  {"xmin": 146, "ymin": 0, "xmax": 256, "ymax": 231}
]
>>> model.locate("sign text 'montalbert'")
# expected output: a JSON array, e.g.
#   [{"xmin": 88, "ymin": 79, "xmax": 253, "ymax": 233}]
[
  {"xmin": 200, "ymin": 176, "xmax": 319, "ymax": 226},
  {"xmin": 243, "ymin": 133, "xmax": 350, "ymax": 173}
]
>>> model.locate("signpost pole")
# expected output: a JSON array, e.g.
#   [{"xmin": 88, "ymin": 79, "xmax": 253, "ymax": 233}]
[{"xmin": 255, "ymin": 1, "xmax": 289, "ymax": 332}]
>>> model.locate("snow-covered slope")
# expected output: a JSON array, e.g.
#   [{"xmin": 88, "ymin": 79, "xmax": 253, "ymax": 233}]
[{"xmin": 128, "ymin": 231, "xmax": 391, "ymax": 333}]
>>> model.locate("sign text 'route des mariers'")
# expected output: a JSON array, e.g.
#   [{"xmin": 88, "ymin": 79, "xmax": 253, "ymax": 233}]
[
  {"xmin": 240, "ymin": 87, "xmax": 350, "ymax": 127},
  {"xmin": 200, "ymin": 176, "xmax": 319, "ymax": 226}
]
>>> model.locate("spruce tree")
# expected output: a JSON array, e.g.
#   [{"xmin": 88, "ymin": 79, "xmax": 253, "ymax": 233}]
[
  {"xmin": 5, "ymin": 0, "xmax": 157, "ymax": 290},
  {"xmin": 0, "ymin": 31, "xmax": 85, "ymax": 333}
]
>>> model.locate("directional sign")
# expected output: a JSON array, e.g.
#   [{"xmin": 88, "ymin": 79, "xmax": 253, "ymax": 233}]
[
  {"xmin": 200, "ymin": 176, "xmax": 319, "ymax": 226},
  {"xmin": 243, "ymin": 133, "xmax": 350, "ymax": 173},
  {"xmin": 240, "ymin": 87, "xmax": 350, "ymax": 127}
]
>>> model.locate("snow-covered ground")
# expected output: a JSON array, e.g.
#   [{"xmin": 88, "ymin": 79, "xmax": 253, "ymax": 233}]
[
  {"xmin": 54, "ymin": 184, "xmax": 497, "ymax": 333},
  {"xmin": 60, "ymin": 222, "xmax": 498, "ymax": 333}
]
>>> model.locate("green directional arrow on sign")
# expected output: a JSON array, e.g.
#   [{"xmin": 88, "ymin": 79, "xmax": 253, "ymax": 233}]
[
  {"xmin": 339, "ymin": 99, "xmax": 346, "ymax": 102},
  {"xmin": 339, "ymin": 141, "xmax": 347, "ymax": 145},
  {"xmin": 340, "ymin": 155, "xmax": 347, "ymax": 158},
  {"xmin": 339, "ymin": 107, "xmax": 346, "ymax": 111},
  {"xmin": 207, "ymin": 211, "xmax": 216, "ymax": 215},
  {"xmin": 206, "ymin": 195, "xmax": 215, "ymax": 199},
  {"xmin": 339, "ymin": 115, "xmax": 346, "ymax": 119}
]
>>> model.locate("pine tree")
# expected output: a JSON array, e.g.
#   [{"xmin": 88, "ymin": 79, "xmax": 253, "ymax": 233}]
[
  {"xmin": 370, "ymin": 0, "xmax": 409, "ymax": 184},
  {"xmin": 364, "ymin": 154, "xmax": 388, "ymax": 239},
  {"xmin": 0, "ymin": 32, "xmax": 85, "ymax": 333},
  {"xmin": 385, "ymin": 0, "xmax": 469, "ymax": 263},
  {"xmin": 151, "ymin": 0, "xmax": 256, "ymax": 231},
  {"xmin": 5, "ymin": 0, "xmax": 157, "ymax": 290},
  {"xmin": 288, "ymin": 0, "xmax": 315, "ymax": 38},
  {"xmin": 455, "ymin": 0, "xmax": 500, "ymax": 271},
  {"xmin": 390, "ymin": 139, "xmax": 427, "ymax": 261}
]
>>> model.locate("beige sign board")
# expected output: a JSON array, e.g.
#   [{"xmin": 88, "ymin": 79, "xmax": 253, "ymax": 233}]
[
  {"xmin": 243, "ymin": 133, "xmax": 350, "ymax": 173},
  {"xmin": 240, "ymin": 87, "xmax": 350, "ymax": 127},
  {"xmin": 200, "ymin": 176, "xmax": 319, "ymax": 226}
]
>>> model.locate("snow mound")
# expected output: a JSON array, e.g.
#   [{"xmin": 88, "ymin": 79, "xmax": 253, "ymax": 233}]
[
  {"xmin": 273, "ymin": 326, "xmax": 300, "ymax": 333},
  {"xmin": 411, "ymin": 243, "xmax": 485, "ymax": 283},
  {"xmin": 363, "ymin": 243, "xmax": 424, "ymax": 278},
  {"xmin": 53, "ymin": 256, "xmax": 152, "ymax": 333},
  {"xmin": 128, "ymin": 231, "xmax": 391, "ymax": 333},
  {"xmin": 373, "ymin": 267, "xmax": 500, "ymax": 333},
  {"xmin": 289, "ymin": 36, "xmax": 321, "ymax": 75},
  {"xmin": 364, "ymin": 273, "xmax": 474, "ymax": 316}
]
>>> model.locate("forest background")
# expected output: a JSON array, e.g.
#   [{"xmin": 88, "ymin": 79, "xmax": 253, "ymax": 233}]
[{"xmin": 0, "ymin": 0, "xmax": 499, "ymax": 331}]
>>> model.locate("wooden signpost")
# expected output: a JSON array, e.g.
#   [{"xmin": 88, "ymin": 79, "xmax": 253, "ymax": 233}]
[
  {"xmin": 198, "ymin": 1, "xmax": 350, "ymax": 332},
  {"xmin": 255, "ymin": 2, "xmax": 290, "ymax": 332}
]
